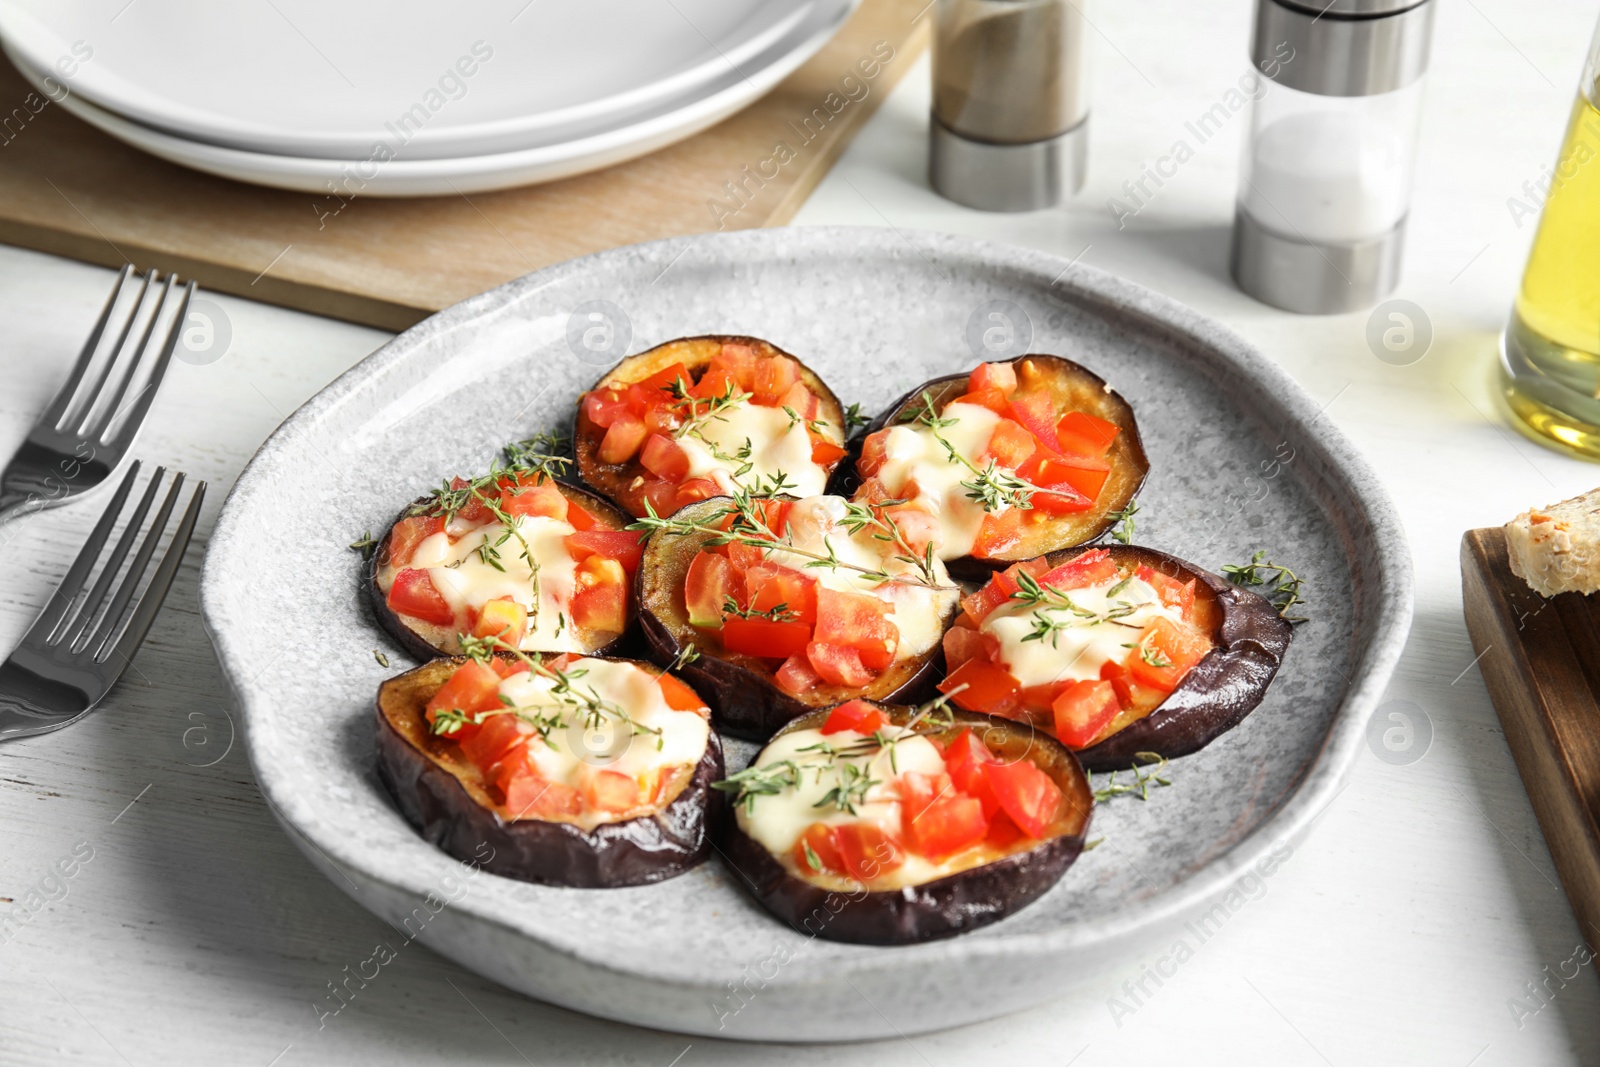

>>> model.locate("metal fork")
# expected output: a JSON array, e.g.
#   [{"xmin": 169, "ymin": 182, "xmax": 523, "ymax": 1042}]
[
  {"xmin": 0, "ymin": 266, "xmax": 195, "ymax": 524},
  {"xmin": 0, "ymin": 461, "xmax": 205, "ymax": 741}
]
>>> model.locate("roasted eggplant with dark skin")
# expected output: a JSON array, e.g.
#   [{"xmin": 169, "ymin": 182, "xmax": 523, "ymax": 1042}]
[
  {"xmin": 574, "ymin": 335, "xmax": 849, "ymax": 519},
  {"xmin": 838, "ymin": 355, "xmax": 1148, "ymax": 581},
  {"xmin": 375, "ymin": 652, "xmax": 723, "ymax": 888},
  {"xmin": 717, "ymin": 700, "xmax": 1093, "ymax": 944},
  {"xmin": 634, "ymin": 494, "xmax": 961, "ymax": 742},
  {"xmin": 937, "ymin": 544, "xmax": 1292, "ymax": 773},
  {"xmin": 369, "ymin": 472, "xmax": 642, "ymax": 662}
]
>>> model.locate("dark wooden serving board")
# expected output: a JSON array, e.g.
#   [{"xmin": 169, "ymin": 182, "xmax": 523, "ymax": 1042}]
[{"xmin": 1462, "ymin": 527, "xmax": 1600, "ymax": 946}]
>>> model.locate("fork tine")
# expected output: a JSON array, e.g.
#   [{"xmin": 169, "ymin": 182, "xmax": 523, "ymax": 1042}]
[
  {"xmin": 81, "ymin": 471, "xmax": 184, "ymax": 654},
  {"xmin": 23, "ymin": 461, "xmax": 142, "ymax": 641},
  {"xmin": 98, "ymin": 279, "xmax": 193, "ymax": 446},
  {"xmin": 99, "ymin": 479, "xmax": 204, "ymax": 664},
  {"xmin": 87, "ymin": 274, "xmax": 176, "ymax": 444},
  {"xmin": 42, "ymin": 265, "xmax": 134, "ymax": 428},
  {"xmin": 54, "ymin": 465, "xmax": 166, "ymax": 648},
  {"xmin": 66, "ymin": 270, "xmax": 157, "ymax": 435}
]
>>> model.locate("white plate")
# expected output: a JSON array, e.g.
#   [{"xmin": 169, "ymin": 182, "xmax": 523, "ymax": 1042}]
[
  {"xmin": 0, "ymin": 0, "xmax": 815, "ymax": 160},
  {"xmin": 199, "ymin": 228, "xmax": 1412, "ymax": 1041},
  {"xmin": 4, "ymin": 0, "xmax": 856, "ymax": 197}
]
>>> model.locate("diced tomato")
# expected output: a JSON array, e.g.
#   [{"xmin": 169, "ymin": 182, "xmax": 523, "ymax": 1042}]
[
  {"xmin": 1057, "ymin": 410, "xmax": 1120, "ymax": 454},
  {"xmin": 754, "ymin": 498, "xmax": 792, "ymax": 533},
  {"xmin": 690, "ymin": 363, "xmax": 739, "ymax": 400},
  {"xmin": 388, "ymin": 568, "xmax": 455, "ymax": 626},
  {"xmin": 985, "ymin": 810, "xmax": 1026, "ymax": 849},
  {"xmin": 907, "ymin": 789, "xmax": 988, "ymax": 861},
  {"xmin": 564, "ymin": 499, "xmax": 601, "ymax": 531},
  {"xmin": 744, "ymin": 562, "xmax": 818, "ymax": 625},
  {"xmin": 1100, "ymin": 658, "xmax": 1161, "ymax": 708},
  {"xmin": 632, "ymin": 361, "xmax": 693, "ymax": 397},
  {"xmin": 674, "ymin": 477, "xmax": 721, "ymax": 509},
  {"xmin": 571, "ymin": 556, "xmax": 628, "ymax": 632},
  {"xmin": 943, "ymin": 729, "xmax": 1000, "ymax": 817},
  {"xmin": 460, "ymin": 713, "xmax": 529, "ymax": 771},
  {"xmin": 793, "ymin": 822, "xmax": 846, "ymax": 876},
  {"xmin": 1018, "ymin": 681, "xmax": 1066, "ymax": 714},
  {"xmin": 500, "ymin": 481, "xmax": 568, "ymax": 521},
  {"xmin": 821, "ymin": 699, "xmax": 887, "ymax": 736},
  {"xmin": 967, "ymin": 361, "xmax": 1018, "ymax": 396},
  {"xmin": 983, "ymin": 418, "xmax": 1037, "ymax": 469},
  {"xmin": 583, "ymin": 769, "xmax": 640, "ymax": 813},
  {"xmin": 972, "ymin": 507, "xmax": 1027, "ymax": 559},
  {"xmin": 775, "ymin": 653, "xmax": 822, "ymax": 695},
  {"xmin": 599, "ymin": 413, "xmax": 648, "ymax": 465},
  {"xmin": 634, "ymin": 476, "xmax": 679, "ymax": 518},
  {"xmin": 490, "ymin": 656, "xmax": 531, "ymax": 679},
  {"xmin": 835, "ymin": 823, "xmax": 904, "ymax": 882},
  {"xmin": 582, "ymin": 388, "xmax": 630, "ymax": 429},
  {"xmin": 684, "ymin": 550, "xmax": 736, "ymax": 628},
  {"xmin": 941, "ymin": 624, "xmax": 988, "ymax": 673},
  {"xmin": 725, "ymin": 539, "xmax": 768, "ymax": 572},
  {"xmin": 565, "ymin": 529, "xmax": 644, "ymax": 574},
  {"xmin": 752, "ymin": 354, "xmax": 800, "ymax": 402},
  {"xmin": 1038, "ymin": 548, "xmax": 1117, "ymax": 591},
  {"xmin": 503, "ymin": 773, "xmax": 582, "ymax": 819},
  {"xmin": 1006, "ymin": 391, "xmax": 1062, "ymax": 451},
  {"xmin": 1052, "ymin": 679, "xmax": 1121, "ymax": 748},
  {"xmin": 446, "ymin": 477, "xmax": 494, "ymax": 527},
  {"xmin": 424, "ymin": 659, "xmax": 503, "ymax": 740},
  {"xmin": 1125, "ymin": 617, "xmax": 1212, "ymax": 692},
  {"xmin": 982, "ymin": 759, "xmax": 1067, "ymax": 839},
  {"xmin": 385, "ymin": 514, "xmax": 444, "ymax": 568},
  {"xmin": 951, "ymin": 388, "xmax": 1009, "ymax": 415},
  {"xmin": 472, "ymin": 597, "xmax": 528, "ymax": 647},
  {"xmin": 714, "ymin": 343, "xmax": 759, "ymax": 389},
  {"xmin": 815, "ymin": 587, "xmax": 898, "ymax": 670},
  {"xmin": 1137, "ymin": 564, "xmax": 1196, "ymax": 618},
  {"xmin": 1028, "ymin": 449, "xmax": 1111, "ymax": 502},
  {"xmin": 880, "ymin": 505, "xmax": 938, "ymax": 559},
  {"xmin": 806, "ymin": 641, "xmax": 876, "ymax": 687},
  {"xmin": 957, "ymin": 558, "xmax": 1050, "ymax": 623},
  {"xmin": 938, "ymin": 658, "xmax": 1022, "ymax": 715},
  {"xmin": 858, "ymin": 430, "xmax": 891, "ymax": 477},
  {"xmin": 1027, "ymin": 480, "xmax": 1095, "ymax": 515},
  {"xmin": 639, "ymin": 434, "xmax": 691, "ymax": 483},
  {"xmin": 722, "ymin": 616, "xmax": 812, "ymax": 660},
  {"xmin": 810, "ymin": 435, "xmax": 848, "ymax": 466},
  {"xmin": 657, "ymin": 672, "xmax": 707, "ymax": 713},
  {"xmin": 776, "ymin": 381, "xmax": 819, "ymax": 420}
]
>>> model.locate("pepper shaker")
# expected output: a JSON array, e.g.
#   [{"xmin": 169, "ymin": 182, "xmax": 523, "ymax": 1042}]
[
  {"xmin": 929, "ymin": 0, "xmax": 1091, "ymax": 212},
  {"xmin": 1230, "ymin": 0, "xmax": 1435, "ymax": 313}
]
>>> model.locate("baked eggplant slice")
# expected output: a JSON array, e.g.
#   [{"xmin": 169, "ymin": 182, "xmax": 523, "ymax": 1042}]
[
  {"xmin": 369, "ymin": 468, "xmax": 642, "ymax": 662},
  {"xmin": 574, "ymin": 335, "xmax": 848, "ymax": 518},
  {"xmin": 717, "ymin": 700, "xmax": 1093, "ymax": 944},
  {"xmin": 375, "ymin": 651, "xmax": 723, "ymax": 887},
  {"xmin": 937, "ymin": 544, "xmax": 1292, "ymax": 773},
  {"xmin": 635, "ymin": 494, "xmax": 961, "ymax": 741},
  {"xmin": 843, "ymin": 355, "xmax": 1148, "ymax": 580}
]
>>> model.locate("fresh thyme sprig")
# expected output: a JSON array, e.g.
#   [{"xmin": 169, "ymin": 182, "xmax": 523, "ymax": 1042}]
[
  {"xmin": 838, "ymin": 499, "xmax": 940, "ymax": 588},
  {"xmin": 467, "ymin": 487, "xmax": 542, "ymax": 621},
  {"xmin": 843, "ymin": 402, "xmax": 869, "ymax": 435},
  {"xmin": 667, "ymin": 642, "xmax": 701, "ymax": 672},
  {"xmin": 670, "ymin": 379, "xmax": 752, "ymax": 441},
  {"xmin": 1222, "ymin": 550, "xmax": 1308, "ymax": 623},
  {"xmin": 782, "ymin": 405, "xmax": 831, "ymax": 436},
  {"xmin": 1010, "ymin": 570, "xmax": 1142, "ymax": 646},
  {"xmin": 408, "ymin": 432, "xmax": 571, "ymax": 522},
  {"xmin": 722, "ymin": 595, "xmax": 800, "ymax": 623},
  {"xmin": 905, "ymin": 390, "xmax": 956, "ymax": 429},
  {"xmin": 1108, "ymin": 499, "xmax": 1140, "ymax": 544},
  {"xmin": 350, "ymin": 530, "xmax": 378, "ymax": 560},
  {"xmin": 1092, "ymin": 752, "xmax": 1173, "ymax": 802}
]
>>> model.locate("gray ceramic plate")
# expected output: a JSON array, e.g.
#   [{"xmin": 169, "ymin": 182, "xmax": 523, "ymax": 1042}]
[{"xmin": 200, "ymin": 227, "xmax": 1411, "ymax": 1041}]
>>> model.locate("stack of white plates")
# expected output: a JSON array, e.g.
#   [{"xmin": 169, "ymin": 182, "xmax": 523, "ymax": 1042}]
[{"xmin": 0, "ymin": 0, "xmax": 857, "ymax": 196}]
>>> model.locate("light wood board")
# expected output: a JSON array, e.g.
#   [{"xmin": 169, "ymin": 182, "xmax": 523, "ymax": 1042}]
[
  {"xmin": 1462, "ymin": 527, "xmax": 1600, "ymax": 950},
  {"xmin": 0, "ymin": 0, "xmax": 928, "ymax": 331}
]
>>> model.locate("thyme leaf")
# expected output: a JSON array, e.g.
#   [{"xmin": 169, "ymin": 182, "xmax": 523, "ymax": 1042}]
[
  {"xmin": 1222, "ymin": 550, "xmax": 1308, "ymax": 622},
  {"xmin": 1108, "ymin": 499, "xmax": 1140, "ymax": 544},
  {"xmin": 1092, "ymin": 752, "xmax": 1173, "ymax": 802}
]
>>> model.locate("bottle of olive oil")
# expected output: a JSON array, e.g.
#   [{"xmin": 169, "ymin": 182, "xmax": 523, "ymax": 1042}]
[{"xmin": 1502, "ymin": 21, "xmax": 1600, "ymax": 455}]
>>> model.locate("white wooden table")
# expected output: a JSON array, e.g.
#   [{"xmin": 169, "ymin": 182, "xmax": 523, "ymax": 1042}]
[{"xmin": 4, "ymin": 0, "xmax": 1599, "ymax": 1062}]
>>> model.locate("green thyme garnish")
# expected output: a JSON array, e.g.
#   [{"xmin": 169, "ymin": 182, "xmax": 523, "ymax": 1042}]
[
  {"xmin": 1108, "ymin": 499, "xmax": 1139, "ymax": 544},
  {"xmin": 722, "ymin": 596, "xmax": 800, "ymax": 623},
  {"xmin": 1092, "ymin": 752, "xmax": 1172, "ymax": 802},
  {"xmin": 350, "ymin": 530, "xmax": 378, "ymax": 559},
  {"xmin": 372, "ymin": 649, "xmax": 390, "ymax": 667},
  {"xmin": 843, "ymin": 402, "xmax": 870, "ymax": 434},
  {"xmin": 1222, "ymin": 550, "xmax": 1307, "ymax": 622},
  {"xmin": 408, "ymin": 432, "xmax": 570, "ymax": 522}
]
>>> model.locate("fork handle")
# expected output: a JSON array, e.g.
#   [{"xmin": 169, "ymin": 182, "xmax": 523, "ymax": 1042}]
[{"xmin": 0, "ymin": 488, "xmax": 37, "ymax": 527}]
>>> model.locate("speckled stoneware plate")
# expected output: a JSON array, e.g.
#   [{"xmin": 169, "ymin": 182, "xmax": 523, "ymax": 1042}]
[{"xmin": 200, "ymin": 227, "xmax": 1412, "ymax": 1041}]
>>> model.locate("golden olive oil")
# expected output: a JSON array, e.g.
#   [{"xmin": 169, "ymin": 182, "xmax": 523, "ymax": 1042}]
[{"xmin": 1502, "ymin": 89, "xmax": 1600, "ymax": 455}]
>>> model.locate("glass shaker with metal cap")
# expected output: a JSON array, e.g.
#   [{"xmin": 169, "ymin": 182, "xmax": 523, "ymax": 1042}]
[
  {"xmin": 929, "ymin": 0, "xmax": 1091, "ymax": 212},
  {"xmin": 1230, "ymin": 0, "xmax": 1435, "ymax": 313}
]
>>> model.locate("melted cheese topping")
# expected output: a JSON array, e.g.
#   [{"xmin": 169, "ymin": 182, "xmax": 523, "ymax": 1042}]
[
  {"xmin": 763, "ymin": 495, "xmax": 958, "ymax": 661},
  {"xmin": 981, "ymin": 574, "xmax": 1186, "ymax": 688},
  {"xmin": 497, "ymin": 658, "xmax": 709, "ymax": 787},
  {"xmin": 677, "ymin": 400, "xmax": 830, "ymax": 497},
  {"xmin": 387, "ymin": 515, "xmax": 583, "ymax": 651},
  {"xmin": 872, "ymin": 402, "xmax": 1001, "ymax": 559}
]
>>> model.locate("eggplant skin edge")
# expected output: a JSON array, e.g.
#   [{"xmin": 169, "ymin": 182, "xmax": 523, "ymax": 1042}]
[
  {"xmin": 1072, "ymin": 546, "xmax": 1294, "ymax": 774},
  {"xmin": 634, "ymin": 497, "xmax": 957, "ymax": 742},
  {"xmin": 364, "ymin": 482, "xmax": 640, "ymax": 664},
  {"xmin": 717, "ymin": 705, "xmax": 1091, "ymax": 945},
  {"xmin": 374, "ymin": 656, "xmax": 724, "ymax": 889},
  {"xmin": 826, "ymin": 354, "xmax": 1150, "ymax": 583}
]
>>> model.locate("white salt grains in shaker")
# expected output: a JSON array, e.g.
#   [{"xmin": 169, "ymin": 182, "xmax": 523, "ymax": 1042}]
[{"xmin": 1231, "ymin": 0, "xmax": 1435, "ymax": 313}]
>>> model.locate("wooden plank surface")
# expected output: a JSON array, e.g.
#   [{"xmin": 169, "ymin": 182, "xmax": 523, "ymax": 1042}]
[
  {"xmin": 0, "ymin": 0, "xmax": 929, "ymax": 331},
  {"xmin": 1461, "ymin": 527, "xmax": 1600, "ymax": 949}
]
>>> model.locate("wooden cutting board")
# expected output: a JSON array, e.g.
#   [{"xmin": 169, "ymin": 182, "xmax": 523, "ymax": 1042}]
[
  {"xmin": 1461, "ymin": 528, "xmax": 1600, "ymax": 947},
  {"xmin": 0, "ymin": 0, "xmax": 928, "ymax": 330}
]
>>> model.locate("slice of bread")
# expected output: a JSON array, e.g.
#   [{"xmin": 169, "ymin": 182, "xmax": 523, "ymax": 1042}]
[{"xmin": 1506, "ymin": 488, "xmax": 1600, "ymax": 597}]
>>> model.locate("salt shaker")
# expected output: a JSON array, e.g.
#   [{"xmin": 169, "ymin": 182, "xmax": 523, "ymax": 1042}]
[
  {"xmin": 1230, "ymin": 0, "xmax": 1435, "ymax": 313},
  {"xmin": 929, "ymin": 0, "xmax": 1090, "ymax": 212}
]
